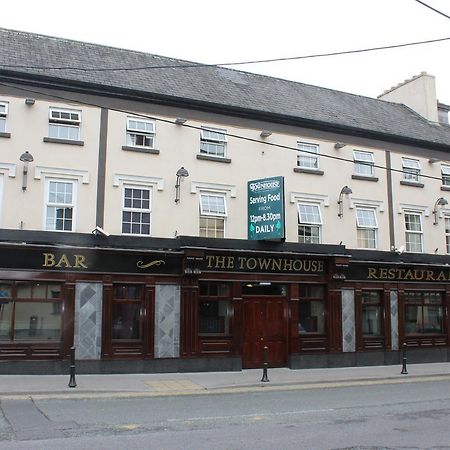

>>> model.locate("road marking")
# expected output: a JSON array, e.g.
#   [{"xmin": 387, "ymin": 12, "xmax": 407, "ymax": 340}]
[
  {"xmin": 146, "ymin": 379, "xmax": 204, "ymax": 391},
  {"xmin": 167, "ymin": 408, "xmax": 336, "ymax": 423},
  {"xmin": 118, "ymin": 424, "xmax": 139, "ymax": 430}
]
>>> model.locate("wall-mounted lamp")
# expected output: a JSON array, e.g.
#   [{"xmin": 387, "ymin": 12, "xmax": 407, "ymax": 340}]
[
  {"xmin": 334, "ymin": 143, "xmax": 346, "ymax": 150},
  {"xmin": 428, "ymin": 157, "xmax": 441, "ymax": 164},
  {"xmin": 337, "ymin": 185, "xmax": 352, "ymax": 218},
  {"xmin": 175, "ymin": 166, "xmax": 189, "ymax": 203},
  {"xmin": 175, "ymin": 117, "xmax": 187, "ymax": 125},
  {"xmin": 260, "ymin": 130, "xmax": 272, "ymax": 138},
  {"xmin": 19, "ymin": 150, "xmax": 34, "ymax": 191},
  {"xmin": 433, "ymin": 196, "xmax": 448, "ymax": 224},
  {"xmin": 25, "ymin": 97, "xmax": 35, "ymax": 106}
]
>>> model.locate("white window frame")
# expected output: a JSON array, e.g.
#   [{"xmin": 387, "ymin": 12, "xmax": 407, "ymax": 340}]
[
  {"xmin": 126, "ymin": 117, "xmax": 155, "ymax": 149},
  {"xmin": 48, "ymin": 107, "xmax": 81, "ymax": 141},
  {"xmin": 353, "ymin": 150, "xmax": 375, "ymax": 177},
  {"xmin": 0, "ymin": 174, "xmax": 3, "ymax": 225},
  {"xmin": 0, "ymin": 101, "xmax": 8, "ymax": 133},
  {"xmin": 441, "ymin": 165, "xmax": 450, "ymax": 187},
  {"xmin": 445, "ymin": 216, "xmax": 450, "ymax": 254},
  {"xmin": 404, "ymin": 211, "xmax": 423, "ymax": 253},
  {"xmin": 297, "ymin": 142, "xmax": 319, "ymax": 170},
  {"xmin": 297, "ymin": 202, "xmax": 322, "ymax": 244},
  {"xmin": 121, "ymin": 185, "xmax": 152, "ymax": 236},
  {"xmin": 199, "ymin": 192, "xmax": 227, "ymax": 238},
  {"xmin": 355, "ymin": 207, "xmax": 378, "ymax": 249},
  {"xmin": 44, "ymin": 178, "xmax": 77, "ymax": 232},
  {"xmin": 200, "ymin": 127, "xmax": 227, "ymax": 158},
  {"xmin": 402, "ymin": 158, "xmax": 421, "ymax": 183}
]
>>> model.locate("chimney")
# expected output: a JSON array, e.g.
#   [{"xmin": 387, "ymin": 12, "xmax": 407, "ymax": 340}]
[{"xmin": 378, "ymin": 72, "xmax": 438, "ymax": 122}]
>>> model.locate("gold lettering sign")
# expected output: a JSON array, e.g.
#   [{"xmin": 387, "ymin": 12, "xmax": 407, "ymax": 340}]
[
  {"xmin": 367, "ymin": 267, "xmax": 450, "ymax": 281},
  {"xmin": 42, "ymin": 253, "xmax": 88, "ymax": 269},
  {"xmin": 205, "ymin": 255, "xmax": 324, "ymax": 273},
  {"xmin": 136, "ymin": 260, "xmax": 165, "ymax": 269}
]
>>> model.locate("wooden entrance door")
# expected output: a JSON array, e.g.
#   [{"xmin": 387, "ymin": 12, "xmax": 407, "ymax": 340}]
[{"xmin": 242, "ymin": 297, "xmax": 287, "ymax": 368}]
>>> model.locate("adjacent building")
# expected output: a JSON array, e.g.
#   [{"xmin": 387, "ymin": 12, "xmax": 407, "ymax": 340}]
[{"xmin": 0, "ymin": 28, "xmax": 449, "ymax": 373}]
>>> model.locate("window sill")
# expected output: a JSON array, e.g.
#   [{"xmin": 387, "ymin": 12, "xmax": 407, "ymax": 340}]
[
  {"xmin": 293, "ymin": 167, "xmax": 324, "ymax": 175},
  {"xmin": 441, "ymin": 185, "xmax": 450, "ymax": 191},
  {"xmin": 122, "ymin": 146, "xmax": 160, "ymax": 154},
  {"xmin": 352, "ymin": 175, "xmax": 379, "ymax": 182},
  {"xmin": 197, "ymin": 154, "xmax": 231, "ymax": 163},
  {"xmin": 43, "ymin": 137, "xmax": 84, "ymax": 146},
  {"xmin": 0, "ymin": 132, "xmax": 11, "ymax": 138},
  {"xmin": 400, "ymin": 180, "xmax": 424, "ymax": 188}
]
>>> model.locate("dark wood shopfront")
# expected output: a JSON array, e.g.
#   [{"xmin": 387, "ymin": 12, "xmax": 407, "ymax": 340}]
[{"xmin": 242, "ymin": 296, "xmax": 288, "ymax": 368}]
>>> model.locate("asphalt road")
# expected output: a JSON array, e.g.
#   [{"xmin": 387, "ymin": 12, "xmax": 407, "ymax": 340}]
[{"xmin": 1, "ymin": 378, "xmax": 450, "ymax": 449}]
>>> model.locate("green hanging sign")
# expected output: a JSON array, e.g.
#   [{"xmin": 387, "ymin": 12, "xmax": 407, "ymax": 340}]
[{"xmin": 247, "ymin": 176, "xmax": 285, "ymax": 240}]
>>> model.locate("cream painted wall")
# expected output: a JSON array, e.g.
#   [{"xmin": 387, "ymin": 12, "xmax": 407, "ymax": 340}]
[
  {"xmin": 0, "ymin": 94, "xmax": 100, "ymax": 232},
  {"xmin": 1, "ymin": 89, "xmax": 448, "ymax": 255},
  {"xmin": 104, "ymin": 110, "xmax": 392, "ymax": 250},
  {"xmin": 390, "ymin": 152, "xmax": 449, "ymax": 254}
]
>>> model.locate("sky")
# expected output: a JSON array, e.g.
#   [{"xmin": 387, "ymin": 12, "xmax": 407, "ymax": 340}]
[{"xmin": 1, "ymin": 0, "xmax": 450, "ymax": 103}]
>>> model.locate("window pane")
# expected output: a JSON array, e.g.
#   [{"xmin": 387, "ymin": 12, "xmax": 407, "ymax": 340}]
[
  {"xmin": 446, "ymin": 217, "xmax": 450, "ymax": 254},
  {"xmin": 354, "ymin": 151, "xmax": 374, "ymax": 176},
  {"xmin": 406, "ymin": 233, "xmax": 423, "ymax": 252},
  {"xmin": 201, "ymin": 128, "xmax": 226, "ymax": 141},
  {"xmin": 200, "ymin": 195, "xmax": 226, "ymax": 215},
  {"xmin": 405, "ymin": 214, "xmax": 422, "ymax": 231},
  {"xmin": 405, "ymin": 292, "xmax": 444, "ymax": 334},
  {"xmin": 200, "ymin": 141, "xmax": 225, "ymax": 157},
  {"xmin": 0, "ymin": 284, "xmax": 12, "ymax": 298},
  {"xmin": 0, "ymin": 117, "xmax": 5, "ymax": 133},
  {"xmin": 361, "ymin": 290, "xmax": 382, "ymax": 336},
  {"xmin": 0, "ymin": 301, "xmax": 12, "ymax": 340},
  {"xmin": 298, "ymin": 225, "xmax": 320, "ymax": 244},
  {"xmin": 200, "ymin": 217, "xmax": 225, "ymax": 238},
  {"xmin": 112, "ymin": 303, "xmax": 142, "ymax": 340},
  {"xmin": 199, "ymin": 300, "xmax": 230, "ymax": 335},
  {"xmin": 298, "ymin": 204, "xmax": 321, "ymax": 224},
  {"xmin": 297, "ymin": 142, "xmax": 319, "ymax": 169},
  {"xmin": 114, "ymin": 284, "xmax": 142, "ymax": 300},
  {"xmin": 356, "ymin": 209, "xmax": 377, "ymax": 227},
  {"xmin": 14, "ymin": 302, "xmax": 62, "ymax": 340},
  {"xmin": 357, "ymin": 228, "xmax": 376, "ymax": 249},
  {"xmin": 299, "ymin": 301, "xmax": 325, "ymax": 333},
  {"xmin": 300, "ymin": 285, "xmax": 325, "ymax": 298}
]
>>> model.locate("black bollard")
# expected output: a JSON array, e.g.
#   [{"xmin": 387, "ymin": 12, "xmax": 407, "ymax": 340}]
[
  {"xmin": 261, "ymin": 345, "xmax": 270, "ymax": 382},
  {"xmin": 68, "ymin": 346, "xmax": 77, "ymax": 388},
  {"xmin": 401, "ymin": 342, "xmax": 408, "ymax": 375}
]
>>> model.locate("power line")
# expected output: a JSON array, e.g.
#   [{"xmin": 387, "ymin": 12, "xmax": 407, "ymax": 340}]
[
  {"xmin": 0, "ymin": 80, "xmax": 446, "ymax": 184},
  {"xmin": 414, "ymin": 0, "xmax": 450, "ymax": 20},
  {"xmin": 0, "ymin": 36, "xmax": 449, "ymax": 72}
]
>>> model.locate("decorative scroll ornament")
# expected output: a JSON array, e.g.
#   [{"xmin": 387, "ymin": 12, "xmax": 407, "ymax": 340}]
[{"xmin": 136, "ymin": 260, "xmax": 166, "ymax": 269}]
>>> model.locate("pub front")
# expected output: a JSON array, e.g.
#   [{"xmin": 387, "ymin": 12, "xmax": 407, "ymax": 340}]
[{"xmin": 0, "ymin": 231, "xmax": 449, "ymax": 373}]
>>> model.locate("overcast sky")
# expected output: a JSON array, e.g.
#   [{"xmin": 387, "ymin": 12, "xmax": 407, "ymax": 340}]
[{"xmin": 2, "ymin": 0, "xmax": 450, "ymax": 103}]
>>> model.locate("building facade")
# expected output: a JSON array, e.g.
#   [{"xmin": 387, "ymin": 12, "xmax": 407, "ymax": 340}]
[{"xmin": 0, "ymin": 29, "xmax": 449, "ymax": 373}]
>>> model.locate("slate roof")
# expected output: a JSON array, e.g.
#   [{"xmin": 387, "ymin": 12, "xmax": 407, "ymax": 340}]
[{"xmin": 1, "ymin": 28, "xmax": 450, "ymax": 150}]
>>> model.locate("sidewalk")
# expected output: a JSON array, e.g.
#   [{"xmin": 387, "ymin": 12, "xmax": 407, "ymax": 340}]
[{"xmin": 1, "ymin": 362, "xmax": 450, "ymax": 399}]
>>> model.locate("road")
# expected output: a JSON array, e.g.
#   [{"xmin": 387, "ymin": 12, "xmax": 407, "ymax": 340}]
[{"xmin": 1, "ymin": 378, "xmax": 450, "ymax": 449}]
